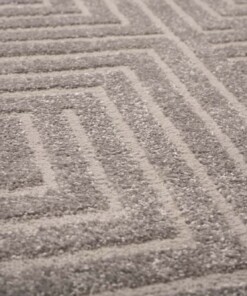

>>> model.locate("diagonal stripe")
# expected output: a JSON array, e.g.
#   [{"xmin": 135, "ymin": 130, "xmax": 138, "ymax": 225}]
[
  {"xmin": 134, "ymin": 0, "xmax": 247, "ymax": 125},
  {"xmin": 63, "ymin": 109, "xmax": 123, "ymax": 213},
  {"xmin": 92, "ymin": 86, "xmax": 192, "ymax": 238},
  {"xmin": 120, "ymin": 66, "xmax": 247, "ymax": 248}
]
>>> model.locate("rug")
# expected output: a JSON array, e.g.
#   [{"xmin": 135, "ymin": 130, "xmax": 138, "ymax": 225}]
[{"xmin": 0, "ymin": 0, "xmax": 247, "ymax": 295}]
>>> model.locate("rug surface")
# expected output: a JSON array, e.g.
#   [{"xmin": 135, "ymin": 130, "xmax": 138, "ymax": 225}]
[{"xmin": 0, "ymin": 0, "xmax": 247, "ymax": 295}]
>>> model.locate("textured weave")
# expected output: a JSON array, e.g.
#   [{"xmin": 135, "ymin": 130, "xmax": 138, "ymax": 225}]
[{"xmin": 0, "ymin": 0, "xmax": 247, "ymax": 295}]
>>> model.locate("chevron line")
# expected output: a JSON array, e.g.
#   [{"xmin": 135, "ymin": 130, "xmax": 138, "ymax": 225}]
[
  {"xmin": 134, "ymin": 0, "xmax": 247, "ymax": 125},
  {"xmin": 119, "ymin": 66, "xmax": 247, "ymax": 248}
]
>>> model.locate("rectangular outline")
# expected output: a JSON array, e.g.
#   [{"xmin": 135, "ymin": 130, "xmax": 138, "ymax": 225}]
[
  {"xmin": 0, "ymin": 53, "xmax": 246, "ymax": 248},
  {"xmin": 0, "ymin": 0, "xmax": 246, "ymax": 292},
  {"xmin": 0, "ymin": 71, "xmax": 195, "ymax": 261},
  {"xmin": 1, "ymin": 62, "xmax": 246, "ymax": 276}
]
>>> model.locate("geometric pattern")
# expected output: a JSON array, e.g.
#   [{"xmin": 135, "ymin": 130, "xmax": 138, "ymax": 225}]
[{"xmin": 0, "ymin": 0, "xmax": 247, "ymax": 295}]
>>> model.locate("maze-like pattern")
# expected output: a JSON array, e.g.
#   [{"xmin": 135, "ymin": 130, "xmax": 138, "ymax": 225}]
[
  {"xmin": 0, "ymin": 1, "xmax": 247, "ymax": 295},
  {"xmin": 0, "ymin": 1, "xmax": 158, "ymax": 41}
]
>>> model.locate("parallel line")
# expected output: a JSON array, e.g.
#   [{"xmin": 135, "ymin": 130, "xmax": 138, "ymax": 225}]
[
  {"xmin": 193, "ymin": 0, "xmax": 247, "ymax": 18},
  {"xmin": 0, "ymin": 33, "xmax": 164, "ymax": 45},
  {"xmin": 192, "ymin": 0, "xmax": 222, "ymax": 18},
  {"xmin": 95, "ymin": 269, "xmax": 247, "ymax": 296},
  {"xmin": 0, "ymin": 208, "xmax": 124, "ymax": 233},
  {"xmin": 0, "ymin": 234, "xmax": 192, "ymax": 274},
  {"xmin": 93, "ymin": 86, "xmax": 192, "ymax": 237},
  {"xmin": 0, "ymin": 0, "xmax": 42, "ymax": 4},
  {"xmin": 0, "ymin": 83, "xmax": 192, "ymax": 246},
  {"xmin": 134, "ymin": 0, "xmax": 247, "ymax": 125},
  {"xmin": 19, "ymin": 113, "xmax": 58, "ymax": 190},
  {"xmin": 103, "ymin": 0, "xmax": 129, "ymax": 26},
  {"xmin": 63, "ymin": 109, "xmax": 123, "ymax": 213},
  {"xmin": 0, "ymin": 3, "xmax": 43, "ymax": 9},
  {"xmin": 0, "ymin": 112, "xmax": 57, "ymax": 198},
  {"xmin": 1, "ymin": 50, "xmax": 247, "ymax": 178},
  {"xmin": 165, "ymin": 0, "xmax": 235, "ymax": 33},
  {"xmin": 121, "ymin": 66, "xmax": 247, "ymax": 248},
  {"xmin": 146, "ymin": 49, "xmax": 247, "ymax": 176},
  {"xmin": 211, "ymin": 40, "xmax": 247, "ymax": 48},
  {"xmin": 0, "ymin": 22, "xmax": 119, "ymax": 34},
  {"xmin": 165, "ymin": 0, "xmax": 202, "ymax": 32}
]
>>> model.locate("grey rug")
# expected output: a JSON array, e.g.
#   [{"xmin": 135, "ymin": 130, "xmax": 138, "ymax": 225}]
[{"xmin": 0, "ymin": 0, "xmax": 247, "ymax": 295}]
